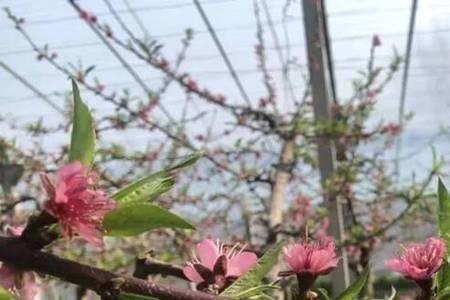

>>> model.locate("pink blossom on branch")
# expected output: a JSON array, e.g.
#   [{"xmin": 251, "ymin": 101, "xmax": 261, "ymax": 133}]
[
  {"xmin": 385, "ymin": 237, "xmax": 446, "ymax": 281},
  {"xmin": 381, "ymin": 122, "xmax": 402, "ymax": 135},
  {"xmin": 281, "ymin": 236, "xmax": 340, "ymax": 291},
  {"xmin": 182, "ymin": 239, "xmax": 258, "ymax": 291},
  {"xmin": 79, "ymin": 10, "xmax": 97, "ymax": 24},
  {"xmin": 282, "ymin": 235, "xmax": 339, "ymax": 276},
  {"xmin": 372, "ymin": 34, "xmax": 382, "ymax": 47},
  {"xmin": 40, "ymin": 161, "xmax": 117, "ymax": 247}
]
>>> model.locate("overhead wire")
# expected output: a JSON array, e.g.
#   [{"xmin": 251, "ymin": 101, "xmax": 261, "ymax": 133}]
[
  {"xmin": 193, "ymin": 0, "xmax": 252, "ymax": 106},
  {"xmin": 395, "ymin": 0, "xmax": 419, "ymax": 177}
]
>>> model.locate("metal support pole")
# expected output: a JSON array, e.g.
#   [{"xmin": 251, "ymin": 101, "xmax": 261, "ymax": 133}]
[{"xmin": 301, "ymin": 0, "xmax": 350, "ymax": 293}]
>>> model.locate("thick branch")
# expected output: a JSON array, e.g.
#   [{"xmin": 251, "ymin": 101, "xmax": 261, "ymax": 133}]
[
  {"xmin": 0, "ymin": 237, "xmax": 227, "ymax": 300},
  {"xmin": 268, "ymin": 139, "xmax": 295, "ymax": 230}
]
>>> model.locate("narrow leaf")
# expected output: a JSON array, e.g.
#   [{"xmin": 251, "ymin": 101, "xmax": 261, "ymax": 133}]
[
  {"xmin": 112, "ymin": 171, "xmax": 175, "ymax": 203},
  {"xmin": 103, "ymin": 202, "xmax": 195, "ymax": 236},
  {"xmin": 69, "ymin": 80, "xmax": 96, "ymax": 166},
  {"xmin": 335, "ymin": 268, "xmax": 369, "ymax": 300},
  {"xmin": 220, "ymin": 241, "xmax": 284, "ymax": 298},
  {"xmin": 167, "ymin": 151, "xmax": 204, "ymax": 171},
  {"xmin": 111, "ymin": 152, "xmax": 202, "ymax": 204},
  {"xmin": 438, "ymin": 179, "xmax": 450, "ymax": 290},
  {"xmin": 316, "ymin": 288, "xmax": 330, "ymax": 300}
]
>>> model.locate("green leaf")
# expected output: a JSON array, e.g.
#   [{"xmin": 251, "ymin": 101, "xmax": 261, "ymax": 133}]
[
  {"xmin": 316, "ymin": 288, "xmax": 331, "ymax": 300},
  {"xmin": 335, "ymin": 268, "xmax": 369, "ymax": 300},
  {"xmin": 167, "ymin": 151, "xmax": 204, "ymax": 171},
  {"xmin": 436, "ymin": 286, "xmax": 450, "ymax": 300},
  {"xmin": 68, "ymin": 80, "xmax": 96, "ymax": 166},
  {"xmin": 119, "ymin": 293, "xmax": 159, "ymax": 300},
  {"xmin": 438, "ymin": 179, "xmax": 450, "ymax": 291},
  {"xmin": 112, "ymin": 171, "xmax": 175, "ymax": 203},
  {"xmin": 103, "ymin": 202, "xmax": 195, "ymax": 236},
  {"xmin": 111, "ymin": 152, "xmax": 203, "ymax": 204},
  {"xmin": 0, "ymin": 288, "xmax": 18, "ymax": 300},
  {"xmin": 220, "ymin": 241, "xmax": 284, "ymax": 298}
]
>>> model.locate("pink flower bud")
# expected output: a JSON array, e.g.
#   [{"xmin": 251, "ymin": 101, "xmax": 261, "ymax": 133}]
[
  {"xmin": 186, "ymin": 79, "xmax": 198, "ymax": 92},
  {"xmin": 366, "ymin": 90, "xmax": 376, "ymax": 98},
  {"xmin": 157, "ymin": 59, "xmax": 169, "ymax": 70},
  {"xmin": 94, "ymin": 83, "xmax": 105, "ymax": 95},
  {"xmin": 372, "ymin": 34, "xmax": 381, "ymax": 47},
  {"xmin": 381, "ymin": 122, "xmax": 402, "ymax": 135},
  {"xmin": 259, "ymin": 98, "xmax": 267, "ymax": 108},
  {"xmin": 79, "ymin": 10, "xmax": 97, "ymax": 24}
]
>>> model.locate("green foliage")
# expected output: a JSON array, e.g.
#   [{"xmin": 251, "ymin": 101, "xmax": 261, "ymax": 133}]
[
  {"xmin": 166, "ymin": 151, "xmax": 204, "ymax": 171},
  {"xmin": 112, "ymin": 152, "xmax": 203, "ymax": 203},
  {"xmin": 119, "ymin": 293, "xmax": 159, "ymax": 300},
  {"xmin": 103, "ymin": 202, "xmax": 195, "ymax": 236},
  {"xmin": 112, "ymin": 171, "xmax": 175, "ymax": 203},
  {"xmin": 220, "ymin": 241, "xmax": 284, "ymax": 299},
  {"xmin": 68, "ymin": 80, "xmax": 96, "ymax": 166},
  {"xmin": 104, "ymin": 152, "xmax": 202, "ymax": 236},
  {"xmin": 436, "ymin": 286, "xmax": 450, "ymax": 300},
  {"xmin": 334, "ymin": 268, "xmax": 369, "ymax": 300},
  {"xmin": 316, "ymin": 288, "xmax": 331, "ymax": 300},
  {"xmin": 0, "ymin": 288, "xmax": 18, "ymax": 300},
  {"xmin": 437, "ymin": 179, "xmax": 450, "ymax": 291}
]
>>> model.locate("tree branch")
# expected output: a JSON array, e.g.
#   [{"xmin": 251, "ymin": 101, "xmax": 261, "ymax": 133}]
[
  {"xmin": 134, "ymin": 256, "xmax": 186, "ymax": 280},
  {"xmin": 0, "ymin": 236, "xmax": 228, "ymax": 300}
]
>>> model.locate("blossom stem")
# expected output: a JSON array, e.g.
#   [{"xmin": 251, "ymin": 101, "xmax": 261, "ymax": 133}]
[
  {"xmin": 417, "ymin": 279, "xmax": 433, "ymax": 300},
  {"xmin": 296, "ymin": 274, "xmax": 316, "ymax": 300}
]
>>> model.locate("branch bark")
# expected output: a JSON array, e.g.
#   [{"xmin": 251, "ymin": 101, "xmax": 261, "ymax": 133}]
[
  {"xmin": 0, "ymin": 237, "xmax": 228, "ymax": 300},
  {"xmin": 269, "ymin": 139, "xmax": 295, "ymax": 231},
  {"xmin": 133, "ymin": 256, "xmax": 186, "ymax": 280}
]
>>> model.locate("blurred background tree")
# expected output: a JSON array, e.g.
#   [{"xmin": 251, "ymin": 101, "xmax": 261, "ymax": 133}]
[{"xmin": 0, "ymin": 0, "xmax": 449, "ymax": 299}]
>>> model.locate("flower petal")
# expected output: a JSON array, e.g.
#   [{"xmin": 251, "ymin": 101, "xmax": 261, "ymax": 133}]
[
  {"xmin": 18, "ymin": 272, "xmax": 38, "ymax": 300},
  {"xmin": 309, "ymin": 249, "xmax": 339, "ymax": 275},
  {"xmin": 197, "ymin": 239, "xmax": 220, "ymax": 270},
  {"xmin": 0, "ymin": 263, "xmax": 16, "ymax": 290},
  {"xmin": 227, "ymin": 252, "xmax": 258, "ymax": 277},
  {"xmin": 182, "ymin": 265, "xmax": 204, "ymax": 283},
  {"xmin": 58, "ymin": 161, "xmax": 84, "ymax": 181},
  {"xmin": 283, "ymin": 244, "xmax": 305, "ymax": 273},
  {"xmin": 40, "ymin": 173, "xmax": 55, "ymax": 199}
]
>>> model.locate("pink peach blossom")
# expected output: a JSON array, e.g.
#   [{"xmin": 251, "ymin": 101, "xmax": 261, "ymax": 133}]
[
  {"xmin": 282, "ymin": 235, "xmax": 340, "ymax": 277},
  {"xmin": 385, "ymin": 237, "xmax": 446, "ymax": 281},
  {"xmin": 381, "ymin": 122, "xmax": 402, "ymax": 135},
  {"xmin": 79, "ymin": 10, "xmax": 97, "ymax": 23},
  {"xmin": 372, "ymin": 34, "xmax": 381, "ymax": 47},
  {"xmin": 41, "ymin": 161, "xmax": 117, "ymax": 247},
  {"xmin": 183, "ymin": 239, "xmax": 258, "ymax": 291}
]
